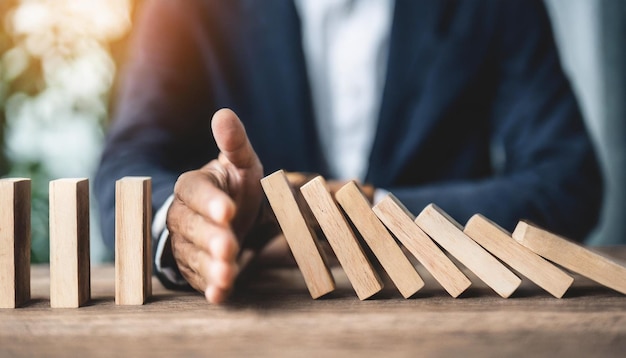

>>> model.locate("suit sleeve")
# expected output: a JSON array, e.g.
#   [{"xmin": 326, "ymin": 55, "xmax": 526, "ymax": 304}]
[
  {"xmin": 94, "ymin": 0, "xmax": 216, "ymax": 256},
  {"xmin": 390, "ymin": 0, "xmax": 603, "ymax": 242}
]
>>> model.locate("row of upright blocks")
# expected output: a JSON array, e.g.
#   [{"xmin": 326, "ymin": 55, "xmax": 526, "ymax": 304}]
[
  {"xmin": 261, "ymin": 169, "xmax": 626, "ymax": 300},
  {"xmin": 0, "ymin": 177, "xmax": 152, "ymax": 308}
]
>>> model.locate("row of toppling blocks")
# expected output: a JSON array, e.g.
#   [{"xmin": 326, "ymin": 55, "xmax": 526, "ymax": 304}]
[
  {"xmin": 0, "ymin": 177, "xmax": 152, "ymax": 308},
  {"xmin": 2, "ymin": 170, "xmax": 626, "ymax": 309},
  {"xmin": 261, "ymin": 170, "xmax": 626, "ymax": 300}
]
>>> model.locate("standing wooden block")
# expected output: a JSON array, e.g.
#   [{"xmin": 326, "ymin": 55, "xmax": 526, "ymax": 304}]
[
  {"xmin": 49, "ymin": 178, "xmax": 91, "ymax": 308},
  {"xmin": 415, "ymin": 204, "xmax": 521, "ymax": 298},
  {"xmin": 372, "ymin": 196, "xmax": 471, "ymax": 297},
  {"xmin": 115, "ymin": 177, "xmax": 153, "ymax": 305},
  {"xmin": 260, "ymin": 170, "xmax": 335, "ymax": 299},
  {"xmin": 513, "ymin": 220, "xmax": 626, "ymax": 295},
  {"xmin": 335, "ymin": 181, "xmax": 424, "ymax": 298},
  {"xmin": 0, "ymin": 178, "xmax": 31, "ymax": 308},
  {"xmin": 300, "ymin": 176, "xmax": 383, "ymax": 300},
  {"xmin": 464, "ymin": 215, "xmax": 573, "ymax": 298}
]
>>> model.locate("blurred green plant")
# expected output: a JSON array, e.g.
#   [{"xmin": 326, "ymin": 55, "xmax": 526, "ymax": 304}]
[{"xmin": 1, "ymin": 0, "xmax": 134, "ymax": 263}]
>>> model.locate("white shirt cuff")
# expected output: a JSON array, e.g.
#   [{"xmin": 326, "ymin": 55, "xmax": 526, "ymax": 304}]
[{"xmin": 152, "ymin": 194, "xmax": 188, "ymax": 287}]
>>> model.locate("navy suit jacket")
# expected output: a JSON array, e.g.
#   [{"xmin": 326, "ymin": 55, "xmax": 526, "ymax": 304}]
[{"xmin": 95, "ymin": 0, "xmax": 603, "ymax": 257}]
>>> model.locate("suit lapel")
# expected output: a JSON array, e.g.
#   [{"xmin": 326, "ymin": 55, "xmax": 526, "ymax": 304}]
[
  {"xmin": 368, "ymin": 0, "xmax": 446, "ymax": 185},
  {"xmin": 240, "ymin": 0, "xmax": 451, "ymax": 181},
  {"xmin": 240, "ymin": 0, "xmax": 324, "ymax": 174}
]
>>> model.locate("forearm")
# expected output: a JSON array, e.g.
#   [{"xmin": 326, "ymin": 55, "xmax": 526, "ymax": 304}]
[{"xmin": 388, "ymin": 167, "xmax": 602, "ymax": 242}]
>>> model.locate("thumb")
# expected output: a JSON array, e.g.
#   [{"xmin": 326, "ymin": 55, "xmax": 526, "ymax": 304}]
[{"xmin": 211, "ymin": 108, "xmax": 260, "ymax": 170}]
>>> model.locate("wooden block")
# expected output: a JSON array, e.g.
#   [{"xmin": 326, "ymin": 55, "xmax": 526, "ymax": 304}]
[
  {"xmin": 335, "ymin": 181, "xmax": 424, "ymax": 298},
  {"xmin": 0, "ymin": 178, "xmax": 31, "ymax": 308},
  {"xmin": 115, "ymin": 177, "xmax": 153, "ymax": 305},
  {"xmin": 372, "ymin": 195, "xmax": 471, "ymax": 297},
  {"xmin": 260, "ymin": 170, "xmax": 335, "ymax": 299},
  {"xmin": 49, "ymin": 178, "xmax": 91, "ymax": 308},
  {"xmin": 415, "ymin": 204, "xmax": 521, "ymax": 298},
  {"xmin": 464, "ymin": 214, "xmax": 573, "ymax": 298},
  {"xmin": 300, "ymin": 176, "xmax": 383, "ymax": 300},
  {"xmin": 513, "ymin": 220, "xmax": 626, "ymax": 295}
]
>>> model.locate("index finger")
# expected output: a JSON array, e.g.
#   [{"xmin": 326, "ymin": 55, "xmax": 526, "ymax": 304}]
[{"xmin": 174, "ymin": 169, "xmax": 236, "ymax": 225}]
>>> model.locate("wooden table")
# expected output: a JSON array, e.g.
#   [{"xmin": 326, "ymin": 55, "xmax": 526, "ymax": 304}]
[{"xmin": 2, "ymin": 247, "xmax": 626, "ymax": 357}]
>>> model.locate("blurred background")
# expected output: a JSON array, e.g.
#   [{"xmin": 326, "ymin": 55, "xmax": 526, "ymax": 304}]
[
  {"xmin": 0, "ymin": 0, "xmax": 135, "ymax": 263},
  {"xmin": 0, "ymin": 0, "xmax": 624, "ymax": 264}
]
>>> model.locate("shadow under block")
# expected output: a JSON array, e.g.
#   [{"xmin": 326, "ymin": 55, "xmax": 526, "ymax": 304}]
[
  {"xmin": 49, "ymin": 178, "xmax": 91, "ymax": 308},
  {"xmin": 300, "ymin": 176, "xmax": 383, "ymax": 300},
  {"xmin": 335, "ymin": 181, "xmax": 424, "ymax": 298},
  {"xmin": 260, "ymin": 170, "xmax": 335, "ymax": 299},
  {"xmin": 115, "ymin": 177, "xmax": 153, "ymax": 305},
  {"xmin": 464, "ymin": 215, "xmax": 573, "ymax": 298},
  {"xmin": 415, "ymin": 204, "xmax": 521, "ymax": 298},
  {"xmin": 513, "ymin": 220, "xmax": 626, "ymax": 295},
  {"xmin": 372, "ymin": 195, "xmax": 471, "ymax": 298},
  {"xmin": 0, "ymin": 178, "xmax": 31, "ymax": 308}
]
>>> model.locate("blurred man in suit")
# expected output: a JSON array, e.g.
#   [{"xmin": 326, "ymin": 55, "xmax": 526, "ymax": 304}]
[{"xmin": 95, "ymin": 0, "xmax": 603, "ymax": 303}]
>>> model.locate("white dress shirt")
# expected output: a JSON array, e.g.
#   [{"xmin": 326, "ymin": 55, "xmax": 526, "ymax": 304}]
[
  {"xmin": 295, "ymin": 0, "xmax": 393, "ymax": 181},
  {"xmin": 153, "ymin": 0, "xmax": 394, "ymax": 284}
]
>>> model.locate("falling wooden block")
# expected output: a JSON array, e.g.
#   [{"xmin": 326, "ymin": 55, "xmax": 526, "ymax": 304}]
[
  {"xmin": 372, "ymin": 195, "xmax": 471, "ymax": 297},
  {"xmin": 513, "ymin": 220, "xmax": 626, "ymax": 295},
  {"xmin": 260, "ymin": 170, "xmax": 335, "ymax": 299},
  {"xmin": 49, "ymin": 178, "xmax": 91, "ymax": 308},
  {"xmin": 335, "ymin": 181, "xmax": 424, "ymax": 298},
  {"xmin": 300, "ymin": 176, "xmax": 383, "ymax": 300},
  {"xmin": 115, "ymin": 177, "xmax": 153, "ymax": 305},
  {"xmin": 464, "ymin": 214, "xmax": 573, "ymax": 298},
  {"xmin": 0, "ymin": 178, "xmax": 31, "ymax": 308},
  {"xmin": 415, "ymin": 204, "xmax": 521, "ymax": 298}
]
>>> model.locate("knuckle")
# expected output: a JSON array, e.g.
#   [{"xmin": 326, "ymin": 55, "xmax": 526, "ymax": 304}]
[
  {"xmin": 165, "ymin": 202, "xmax": 184, "ymax": 233},
  {"xmin": 173, "ymin": 172, "xmax": 189, "ymax": 194},
  {"xmin": 170, "ymin": 236, "xmax": 185, "ymax": 262},
  {"xmin": 183, "ymin": 215, "xmax": 197, "ymax": 238},
  {"xmin": 174, "ymin": 170, "xmax": 200, "ymax": 200},
  {"xmin": 204, "ymin": 165, "xmax": 229, "ymax": 190}
]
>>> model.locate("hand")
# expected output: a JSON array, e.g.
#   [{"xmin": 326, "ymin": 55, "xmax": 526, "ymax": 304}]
[{"xmin": 166, "ymin": 108, "xmax": 264, "ymax": 304}]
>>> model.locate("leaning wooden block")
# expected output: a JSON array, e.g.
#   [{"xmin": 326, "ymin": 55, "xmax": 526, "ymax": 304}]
[
  {"xmin": 115, "ymin": 177, "xmax": 153, "ymax": 305},
  {"xmin": 415, "ymin": 204, "xmax": 521, "ymax": 298},
  {"xmin": 464, "ymin": 214, "xmax": 573, "ymax": 298},
  {"xmin": 300, "ymin": 176, "xmax": 383, "ymax": 300},
  {"xmin": 335, "ymin": 181, "xmax": 424, "ymax": 298},
  {"xmin": 0, "ymin": 178, "xmax": 31, "ymax": 308},
  {"xmin": 260, "ymin": 170, "xmax": 335, "ymax": 299},
  {"xmin": 513, "ymin": 220, "xmax": 626, "ymax": 295},
  {"xmin": 372, "ymin": 195, "xmax": 471, "ymax": 297},
  {"xmin": 49, "ymin": 178, "xmax": 91, "ymax": 308}
]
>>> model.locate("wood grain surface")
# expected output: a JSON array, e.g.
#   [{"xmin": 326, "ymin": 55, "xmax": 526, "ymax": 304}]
[
  {"xmin": 48, "ymin": 178, "xmax": 91, "ymax": 308},
  {"xmin": 1, "ymin": 248, "xmax": 626, "ymax": 358},
  {"xmin": 465, "ymin": 215, "xmax": 573, "ymax": 298},
  {"xmin": 261, "ymin": 170, "xmax": 335, "ymax": 299},
  {"xmin": 335, "ymin": 181, "xmax": 424, "ymax": 298},
  {"xmin": 0, "ymin": 178, "xmax": 31, "ymax": 308},
  {"xmin": 115, "ymin": 177, "xmax": 152, "ymax": 305},
  {"xmin": 300, "ymin": 176, "xmax": 383, "ymax": 300},
  {"xmin": 372, "ymin": 195, "xmax": 471, "ymax": 297},
  {"xmin": 415, "ymin": 204, "xmax": 522, "ymax": 298}
]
